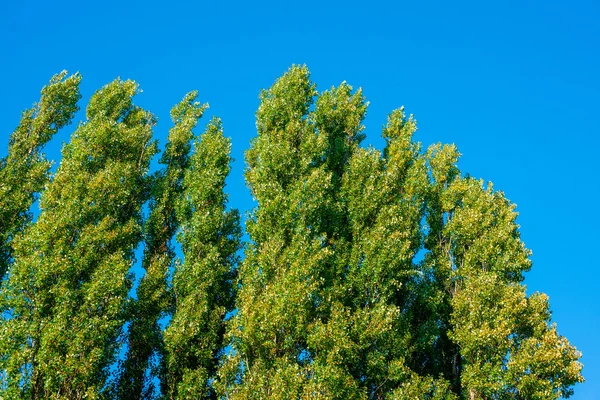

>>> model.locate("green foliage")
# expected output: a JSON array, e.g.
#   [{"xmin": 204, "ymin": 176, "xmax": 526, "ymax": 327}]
[
  {"xmin": 0, "ymin": 67, "xmax": 583, "ymax": 399},
  {"xmin": 116, "ymin": 91, "xmax": 207, "ymax": 399},
  {"xmin": 162, "ymin": 117, "xmax": 241, "ymax": 399},
  {"xmin": 220, "ymin": 66, "xmax": 449, "ymax": 399},
  {"xmin": 442, "ymin": 179, "xmax": 583, "ymax": 399},
  {"xmin": 0, "ymin": 71, "xmax": 81, "ymax": 282},
  {"xmin": 416, "ymin": 149, "xmax": 583, "ymax": 398},
  {"xmin": 218, "ymin": 65, "xmax": 582, "ymax": 399},
  {"xmin": 0, "ymin": 78, "xmax": 157, "ymax": 398}
]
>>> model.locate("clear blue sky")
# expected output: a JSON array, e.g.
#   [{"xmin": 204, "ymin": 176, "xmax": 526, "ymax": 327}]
[{"xmin": 1, "ymin": 1, "xmax": 598, "ymax": 398}]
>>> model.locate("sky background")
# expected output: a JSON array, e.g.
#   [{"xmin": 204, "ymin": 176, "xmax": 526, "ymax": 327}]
[{"xmin": 1, "ymin": 0, "xmax": 598, "ymax": 397}]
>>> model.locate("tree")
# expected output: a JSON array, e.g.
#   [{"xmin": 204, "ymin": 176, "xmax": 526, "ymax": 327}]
[
  {"xmin": 218, "ymin": 66, "xmax": 453, "ymax": 399},
  {"xmin": 116, "ymin": 91, "xmax": 207, "ymax": 399},
  {"xmin": 0, "ymin": 71, "xmax": 81, "ymax": 282},
  {"xmin": 161, "ymin": 116, "xmax": 241, "ymax": 399},
  {"xmin": 218, "ymin": 65, "xmax": 583, "ymax": 399},
  {"xmin": 425, "ymin": 164, "xmax": 584, "ymax": 399},
  {"xmin": 218, "ymin": 65, "xmax": 337, "ymax": 398},
  {"xmin": 0, "ymin": 78, "xmax": 157, "ymax": 398}
]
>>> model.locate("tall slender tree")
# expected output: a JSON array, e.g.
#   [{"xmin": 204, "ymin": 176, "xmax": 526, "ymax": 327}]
[
  {"xmin": 217, "ymin": 65, "xmax": 449, "ymax": 399},
  {"xmin": 162, "ymin": 117, "xmax": 241, "ymax": 399},
  {"xmin": 116, "ymin": 92, "xmax": 206, "ymax": 399},
  {"xmin": 0, "ymin": 78, "xmax": 157, "ymax": 398},
  {"xmin": 0, "ymin": 71, "xmax": 81, "ymax": 282},
  {"xmin": 324, "ymin": 108, "xmax": 456, "ymax": 399},
  {"xmin": 218, "ymin": 65, "xmax": 332, "ymax": 398}
]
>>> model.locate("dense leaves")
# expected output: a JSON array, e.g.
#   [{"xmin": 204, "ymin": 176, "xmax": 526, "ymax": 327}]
[
  {"xmin": 116, "ymin": 91, "xmax": 208, "ymax": 399},
  {"xmin": 162, "ymin": 116, "xmax": 241, "ymax": 399},
  {"xmin": 0, "ymin": 67, "xmax": 583, "ymax": 399},
  {"xmin": 218, "ymin": 66, "xmax": 582, "ymax": 399},
  {"xmin": 0, "ymin": 71, "xmax": 81, "ymax": 282},
  {"xmin": 0, "ymin": 78, "xmax": 157, "ymax": 398}
]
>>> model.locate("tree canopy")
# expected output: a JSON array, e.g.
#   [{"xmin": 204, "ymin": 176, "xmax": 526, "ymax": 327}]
[{"xmin": 0, "ymin": 66, "xmax": 583, "ymax": 399}]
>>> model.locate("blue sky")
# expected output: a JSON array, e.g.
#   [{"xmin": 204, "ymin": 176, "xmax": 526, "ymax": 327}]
[{"xmin": 1, "ymin": 0, "xmax": 598, "ymax": 397}]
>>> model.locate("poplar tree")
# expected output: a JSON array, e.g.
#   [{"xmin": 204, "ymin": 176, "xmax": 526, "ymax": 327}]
[
  {"xmin": 422, "ymin": 146, "xmax": 584, "ymax": 399},
  {"xmin": 162, "ymin": 117, "xmax": 241, "ymax": 399},
  {"xmin": 0, "ymin": 78, "xmax": 157, "ymax": 398},
  {"xmin": 218, "ymin": 65, "xmax": 331, "ymax": 398},
  {"xmin": 0, "ymin": 71, "xmax": 81, "ymax": 282},
  {"xmin": 329, "ymin": 108, "xmax": 456, "ymax": 399},
  {"xmin": 218, "ymin": 65, "xmax": 447, "ymax": 399},
  {"xmin": 219, "ymin": 65, "xmax": 583, "ymax": 399},
  {"xmin": 116, "ymin": 92, "xmax": 206, "ymax": 399}
]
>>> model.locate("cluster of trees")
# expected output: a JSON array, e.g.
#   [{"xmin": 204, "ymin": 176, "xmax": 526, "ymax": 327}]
[{"xmin": 0, "ymin": 66, "xmax": 583, "ymax": 399}]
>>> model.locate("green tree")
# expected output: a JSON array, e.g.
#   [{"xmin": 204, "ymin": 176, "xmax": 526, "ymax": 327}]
[
  {"xmin": 116, "ymin": 92, "xmax": 207, "ymax": 399},
  {"xmin": 217, "ymin": 65, "xmax": 334, "ymax": 399},
  {"xmin": 330, "ymin": 108, "xmax": 456, "ymax": 399},
  {"xmin": 219, "ymin": 65, "xmax": 582, "ymax": 399},
  {"xmin": 423, "ymin": 154, "xmax": 584, "ymax": 399},
  {"xmin": 0, "ymin": 71, "xmax": 81, "ymax": 282},
  {"xmin": 0, "ymin": 78, "xmax": 157, "ymax": 398},
  {"xmin": 218, "ymin": 66, "xmax": 452, "ymax": 399},
  {"xmin": 161, "ymin": 116, "xmax": 241, "ymax": 399}
]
